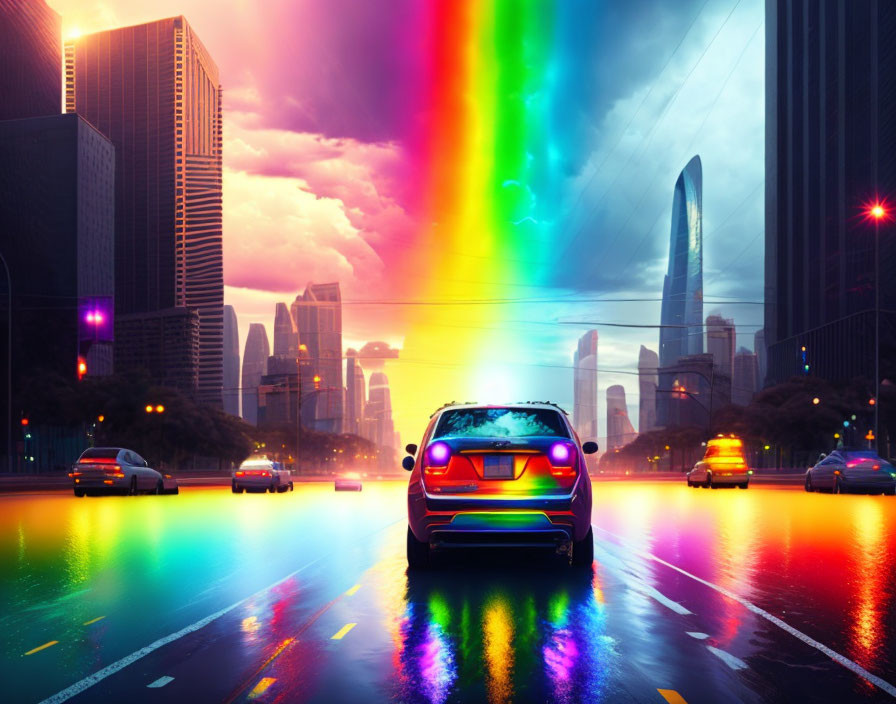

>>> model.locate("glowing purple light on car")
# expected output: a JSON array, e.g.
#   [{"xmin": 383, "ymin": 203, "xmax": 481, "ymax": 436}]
[
  {"xmin": 428, "ymin": 442, "xmax": 451, "ymax": 465},
  {"xmin": 549, "ymin": 443, "xmax": 572, "ymax": 465}
]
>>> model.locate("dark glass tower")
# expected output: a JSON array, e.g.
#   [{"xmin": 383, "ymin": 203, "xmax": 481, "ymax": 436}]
[
  {"xmin": 765, "ymin": 0, "xmax": 896, "ymax": 386},
  {"xmin": 0, "ymin": 0, "xmax": 61, "ymax": 120},
  {"xmin": 65, "ymin": 17, "xmax": 223, "ymax": 405},
  {"xmin": 659, "ymin": 155, "xmax": 704, "ymax": 368}
]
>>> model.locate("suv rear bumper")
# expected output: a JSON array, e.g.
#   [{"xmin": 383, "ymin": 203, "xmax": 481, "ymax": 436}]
[{"xmin": 413, "ymin": 509, "xmax": 578, "ymax": 549}]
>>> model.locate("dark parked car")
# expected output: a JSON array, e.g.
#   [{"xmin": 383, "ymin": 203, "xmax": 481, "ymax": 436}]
[{"xmin": 805, "ymin": 449, "xmax": 896, "ymax": 495}]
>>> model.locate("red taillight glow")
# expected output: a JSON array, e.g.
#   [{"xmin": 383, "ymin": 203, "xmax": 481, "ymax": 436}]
[
  {"xmin": 80, "ymin": 456, "xmax": 117, "ymax": 464},
  {"xmin": 237, "ymin": 469, "xmax": 271, "ymax": 477}
]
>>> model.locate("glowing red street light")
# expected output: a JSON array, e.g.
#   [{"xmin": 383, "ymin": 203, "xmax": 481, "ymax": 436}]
[
  {"xmin": 77, "ymin": 357, "xmax": 87, "ymax": 380},
  {"xmin": 20, "ymin": 418, "xmax": 28, "ymax": 426},
  {"xmin": 870, "ymin": 203, "xmax": 886, "ymax": 220}
]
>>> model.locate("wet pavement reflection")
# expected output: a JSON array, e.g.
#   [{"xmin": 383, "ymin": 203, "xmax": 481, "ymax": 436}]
[{"xmin": 2, "ymin": 481, "xmax": 896, "ymax": 703}]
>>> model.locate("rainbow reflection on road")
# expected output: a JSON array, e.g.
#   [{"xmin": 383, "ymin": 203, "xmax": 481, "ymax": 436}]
[{"xmin": 378, "ymin": 555, "xmax": 615, "ymax": 703}]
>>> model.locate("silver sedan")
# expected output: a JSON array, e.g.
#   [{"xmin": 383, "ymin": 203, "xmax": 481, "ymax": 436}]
[{"xmin": 71, "ymin": 447, "xmax": 178, "ymax": 496}]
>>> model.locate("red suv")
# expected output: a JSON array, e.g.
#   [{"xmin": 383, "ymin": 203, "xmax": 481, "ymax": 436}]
[{"xmin": 404, "ymin": 403, "xmax": 597, "ymax": 568}]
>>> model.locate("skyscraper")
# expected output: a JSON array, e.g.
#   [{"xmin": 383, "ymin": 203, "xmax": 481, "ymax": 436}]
[
  {"xmin": 754, "ymin": 328, "xmax": 767, "ymax": 389},
  {"xmin": 766, "ymin": 1, "xmax": 896, "ymax": 385},
  {"xmin": 659, "ymin": 155, "xmax": 704, "ymax": 368},
  {"xmin": 223, "ymin": 305, "xmax": 240, "ymax": 417},
  {"xmin": 606, "ymin": 385, "xmax": 636, "ymax": 451},
  {"xmin": 732, "ymin": 347, "xmax": 759, "ymax": 406},
  {"xmin": 241, "ymin": 324, "xmax": 269, "ymax": 425},
  {"xmin": 706, "ymin": 315, "xmax": 735, "ymax": 377},
  {"xmin": 0, "ymin": 0, "xmax": 61, "ymax": 120},
  {"xmin": 572, "ymin": 330, "xmax": 598, "ymax": 442},
  {"xmin": 273, "ymin": 302, "xmax": 298, "ymax": 357},
  {"xmin": 65, "ymin": 17, "xmax": 224, "ymax": 405},
  {"xmin": 345, "ymin": 353, "xmax": 366, "ymax": 436},
  {"xmin": 292, "ymin": 283, "xmax": 343, "ymax": 431},
  {"xmin": 367, "ymin": 371, "xmax": 395, "ymax": 464},
  {"xmin": 0, "ymin": 114, "xmax": 115, "ymax": 468},
  {"xmin": 638, "ymin": 346, "xmax": 659, "ymax": 433}
]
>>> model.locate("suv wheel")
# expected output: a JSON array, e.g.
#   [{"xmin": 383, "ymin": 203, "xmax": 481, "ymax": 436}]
[
  {"xmin": 571, "ymin": 527, "xmax": 594, "ymax": 567},
  {"xmin": 406, "ymin": 526, "xmax": 430, "ymax": 569}
]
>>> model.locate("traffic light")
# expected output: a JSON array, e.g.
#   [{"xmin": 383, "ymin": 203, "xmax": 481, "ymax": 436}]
[{"xmin": 77, "ymin": 357, "xmax": 87, "ymax": 380}]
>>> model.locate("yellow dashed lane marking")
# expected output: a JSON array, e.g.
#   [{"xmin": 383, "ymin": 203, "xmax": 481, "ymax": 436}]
[
  {"xmin": 83, "ymin": 616, "xmax": 105, "ymax": 626},
  {"xmin": 331, "ymin": 622, "xmax": 357, "ymax": 640},
  {"xmin": 657, "ymin": 689, "xmax": 688, "ymax": 704},
  {"xmin": 24, "ymin": 640, "xmax": 58, "ymax": 656},
  {"xmin": 344, "ymin": 584, "xmax": 361, "ymax": 596},
  {"xmin": 247, "ymin": 677, "xmax": 276, "ymax": 700}
]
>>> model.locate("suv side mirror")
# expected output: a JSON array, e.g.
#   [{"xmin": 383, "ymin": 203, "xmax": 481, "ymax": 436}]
[
  {"xmin": 402, "ymin": 456, "xmax": 415, "ymax": 471},
  {"xmin": 405, "ymin": 443, "xmax": 418, "ymax": 455},
  {"xmin": 582, "ymin": 441, "xmax": 598, "ymax": 455}
]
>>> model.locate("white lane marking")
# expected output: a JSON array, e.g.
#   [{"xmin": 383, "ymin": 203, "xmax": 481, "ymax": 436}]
[
  {"xmin": 707, "ymin": 645, "xmax": 748, "ymax": 670},
  {"xmin": 37, "ymin": 556, "xmax": 324, "ymax": 704},
  {"xmin": 146, "ymin": 676, "xmax": 174, "ymax": 688},
  {"xmin": 595, "ymin": 545, "xmax": 692, "ymax": 615},
  {"xmin": 38, "ymin": 515, "xmax": 404, "ymax": 704},
  {"xmin": 687, "ymin": 632, "xmax": 710, "ymax": 640},
  {"xmin": 636, "ymin": 582, "xmax": 692, "ymax": 615},
  {"xmin": 595, "ymin": 525, "xmax": 896, "ymax": 699}
]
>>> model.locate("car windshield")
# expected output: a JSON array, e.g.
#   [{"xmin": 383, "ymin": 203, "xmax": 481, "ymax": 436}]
[
  {"xmin": 433, "ymin": 407, "xmax": 569, "ymax": 439},
  {"xmin": 79, "ymin": 448, "xmax": 119, "ymax": 459}
]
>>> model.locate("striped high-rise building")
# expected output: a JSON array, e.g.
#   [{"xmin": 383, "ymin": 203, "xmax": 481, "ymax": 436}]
[
  {"xmin": 0, "ymin": 0, "xmax": 61, "ymax": 120},
  {"xmin": 65, "ymin": 16, "xmax": 224, "ymax": 405}
]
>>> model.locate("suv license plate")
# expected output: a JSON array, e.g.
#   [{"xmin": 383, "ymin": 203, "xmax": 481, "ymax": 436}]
[{"xmin": 483, "ymin": 455, "xmax": 514, "ymax": 479}]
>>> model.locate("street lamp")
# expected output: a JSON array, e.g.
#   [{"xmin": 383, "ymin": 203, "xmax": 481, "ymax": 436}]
[{"xmin": 867, "ymin": 200, "xmax": 888, "ymax": 452}]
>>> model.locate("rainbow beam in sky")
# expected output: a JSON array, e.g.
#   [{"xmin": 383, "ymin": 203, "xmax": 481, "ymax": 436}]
[{"xmin": 393, "ymin": 2, "xmax": 572, "ymax": 440}]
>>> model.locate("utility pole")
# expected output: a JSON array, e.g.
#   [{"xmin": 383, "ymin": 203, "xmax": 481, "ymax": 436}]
[{"xmin": 0, "ymin": 252, "xmax": 11, "ymax": 474}]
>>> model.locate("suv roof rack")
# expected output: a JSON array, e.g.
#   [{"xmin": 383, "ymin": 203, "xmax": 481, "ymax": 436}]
[{"xmin": 429, "ymin": 400, "xmax": 569, "ymax": 418}]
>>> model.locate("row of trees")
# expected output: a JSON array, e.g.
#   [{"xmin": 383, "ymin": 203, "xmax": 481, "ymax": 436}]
[
  {"xmin": 600, "ymin": 376, "xmax": 896, "ymax": 472},
  {"xmin": 17, "ymin": 371, "xmax": 377, "ymax": 472}
]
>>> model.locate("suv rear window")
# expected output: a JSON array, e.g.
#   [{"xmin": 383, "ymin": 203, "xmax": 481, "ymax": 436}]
[
  {"xmin": 434, "ymin": 408, "xmax": 569, "ymax": 439},
  {"xmin": 79, "ymin": 448, "xmax": 120, "ymax": 459}
]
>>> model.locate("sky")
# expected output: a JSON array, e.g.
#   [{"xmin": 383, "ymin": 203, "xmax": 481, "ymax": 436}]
[{"xmin": 50, "ymin": 0, "xmax": 765, "ymax": 444}]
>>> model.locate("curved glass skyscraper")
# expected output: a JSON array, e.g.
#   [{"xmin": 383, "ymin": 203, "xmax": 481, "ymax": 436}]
[{"xmin": 659, "ymin": 155, "xmax": 704, "ymax": 367}]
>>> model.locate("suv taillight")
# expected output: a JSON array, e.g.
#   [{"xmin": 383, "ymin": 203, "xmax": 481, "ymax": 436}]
[{"xmin": 424, "ymin": 442, "xmax": 452, "ymax": 475}]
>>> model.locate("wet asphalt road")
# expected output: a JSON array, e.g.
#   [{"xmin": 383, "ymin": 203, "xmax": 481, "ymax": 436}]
[{"xmin": 1, "ymin": 480, "xmax": 895, "ymax": 703}]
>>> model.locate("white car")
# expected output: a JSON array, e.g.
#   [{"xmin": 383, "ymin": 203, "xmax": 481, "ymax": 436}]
[
  {"xmin": 687, "ymin": 436, "xmax": 752, "ymax": 489},
  {"xmin": 232, "ymin": 458, "xmax": 294, "ymax": 493},
  {"xmin": 71, "ymin": 447, "xmax": 178, "ymax": 496},
  {"xmin": 334, "ymin": 472, "xmax": 363, "ymax": 491}
]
